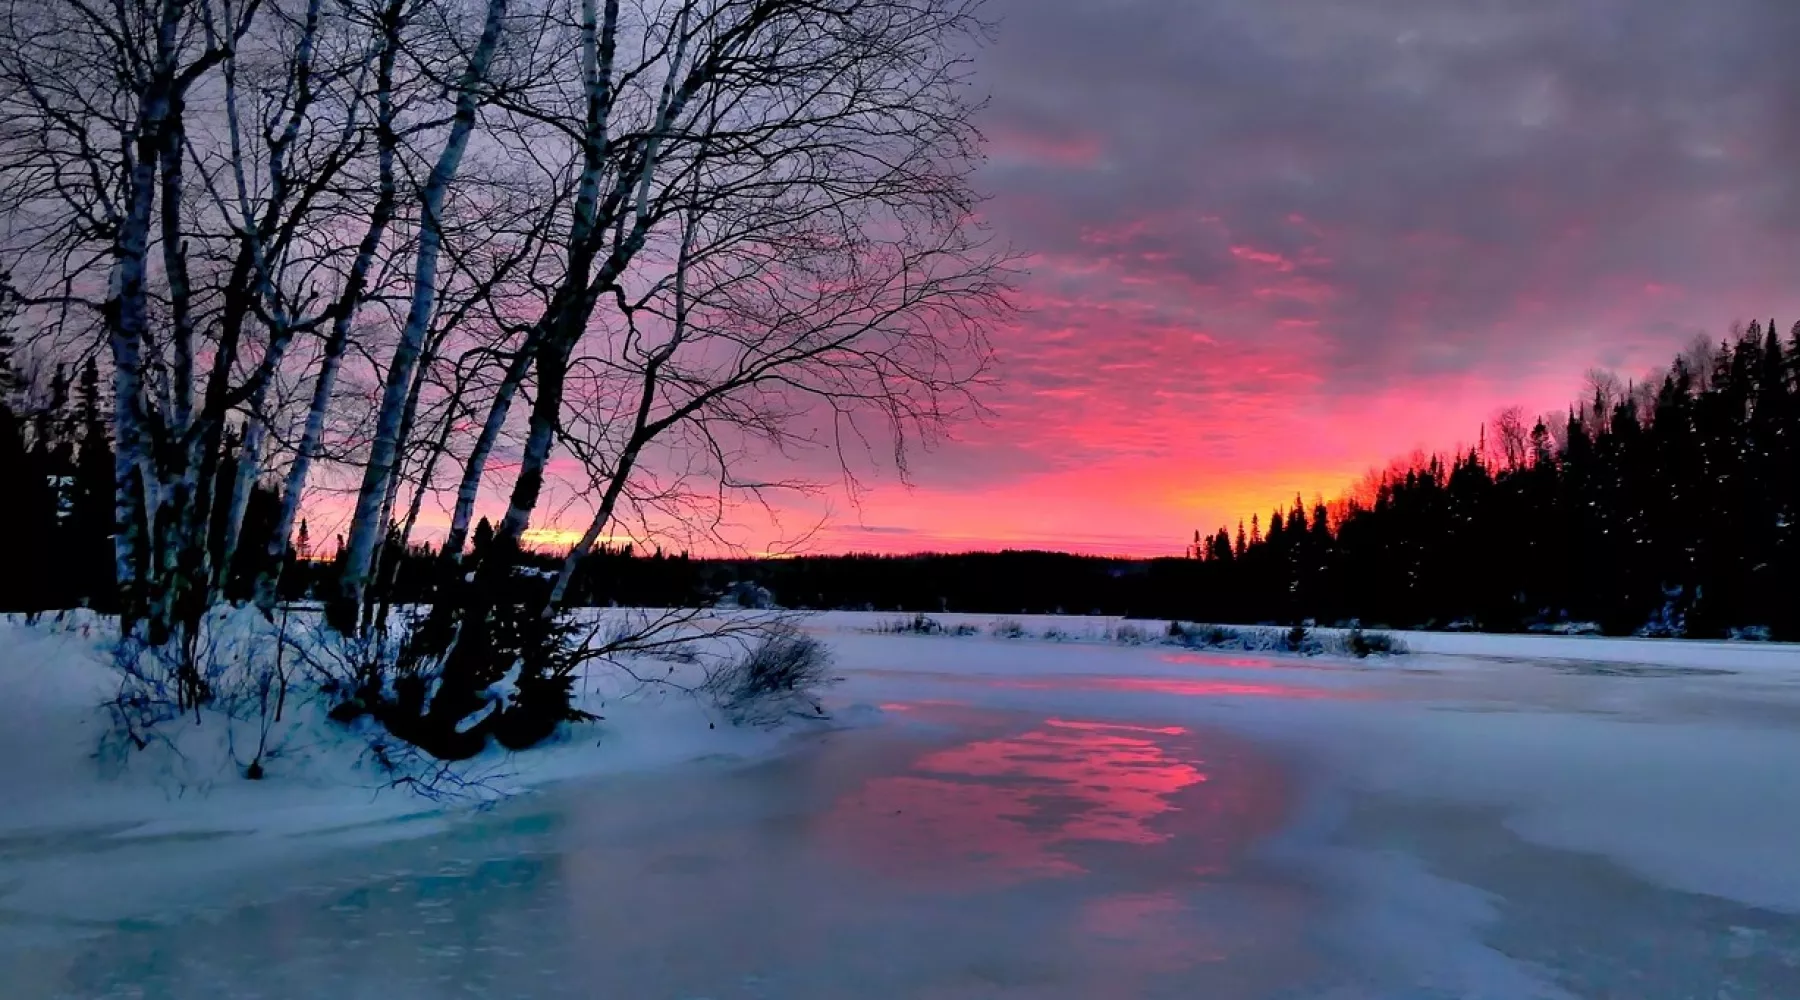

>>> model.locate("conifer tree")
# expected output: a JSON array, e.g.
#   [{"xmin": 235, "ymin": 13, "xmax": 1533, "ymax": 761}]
[{"xmin": 1184, "ymin": 318, "xmax": 1800, "ymax": 636}]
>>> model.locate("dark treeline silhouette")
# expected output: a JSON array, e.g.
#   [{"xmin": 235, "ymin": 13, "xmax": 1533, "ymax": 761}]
[
  {"xmin": 286, "ymin": 544, "xmax": 1202, "ymax": 619},
  {"xmin": 8, "ymin": 305, "xmax": 1796, "ymax": 638},
  {"xmin": 562, "ymin": 548, "xmax": 1200, "ymax": 616},
  {"xmin": 0, "ymin": 353, "xmax": 1199, "ymax": 618},
  {"xmin": 1190, "ymin": 320, "xmax": 1800, "ymax": 638},
  {"xmin": 0, "ymin": 319, "xmax": 298, "ymax": 613}
]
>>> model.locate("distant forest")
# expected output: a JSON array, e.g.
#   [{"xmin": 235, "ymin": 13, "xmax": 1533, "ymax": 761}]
[
  {"xmin": 5, "ymin": 318, "xmax": 1798, "ymax": 640},
  {"xmin": 1189, "ymin": 320, "xmax": 1800, "ymax": 639}
]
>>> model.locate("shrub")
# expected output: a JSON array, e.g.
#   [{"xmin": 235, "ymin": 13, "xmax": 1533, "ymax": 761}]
[
  {"xmin": 1168, "ymin": 621, "xmax": 1247, "ymax": 648},
  {"xmin": 872, "ymin": 613, "xmax": 944, "ymax": 635},
  {"xmin": 1167, "ymin": 620, "xmax": 1402, "ymax": 657},
  {"xmin": 1113, "ymin": 623, "xmax": 1152, "ymax": 645},
  {"xmin": 870, "ymin": 613, "xmax": 977, "ymax": 637},
  {"xmin": 1344, "ymin": 626, "xmax": 1405, "ymax": 657},
  {"xmin": 314, "ymin": 601, "xmax": 599, "ymax": 761},
  {"xmin": 990, "ymin": 618, "xmax": 1027, "ymax": 639},
  {"xmin": 707, "ymin": 622, "xmax": 834, "ymax": 725}
]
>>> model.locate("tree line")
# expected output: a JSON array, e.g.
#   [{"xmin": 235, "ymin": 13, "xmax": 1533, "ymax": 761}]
[
  {"xmin": 11, "ymin": 305, "xmax": 1799, "ymax": 640},
  {"xmin": 1189, "ymin": 320, "xmax": 1800, "ymax": 639}
]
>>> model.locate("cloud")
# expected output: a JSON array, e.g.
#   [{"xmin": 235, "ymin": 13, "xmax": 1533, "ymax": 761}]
[
  {"xmin": 829, "ymin": 0, "xmax": 1800, "ymax": 548},
  {"xmin": 385, "ymin": 0, "xmax": 1800, "ymax": 558}
]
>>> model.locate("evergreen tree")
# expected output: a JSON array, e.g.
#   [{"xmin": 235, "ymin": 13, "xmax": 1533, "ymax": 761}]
[
  {"xmin": 1184, "ymin": 319, "xmax": 1800, "ymax": 636},
  {"xmin": 68, "ymin": 357, "xmax": 116, "ymax": 607},
  {"xmin": 0, "ymin": 299, "xmax": 57, "ymax": 612}
]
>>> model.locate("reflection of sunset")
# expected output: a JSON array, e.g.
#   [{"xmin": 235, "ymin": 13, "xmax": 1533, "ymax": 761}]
[
  {"xmin": 856, "ymin": 668, "xmax": 1361, "ymax": 701},
  {"xmin": 989, "ymin": 676, "xmax": 1357, "ymax": 699},
  {"xmin": 1160, "ymin": 652, "xmax": 1286, "ymax": 670},
  {"xmin": 820, "ymin": 716, "xmax": 1288, "ymax": 891},
  {"xmin": 914, "ymin": 720, "xmax": 1205, "ymax": 848}
]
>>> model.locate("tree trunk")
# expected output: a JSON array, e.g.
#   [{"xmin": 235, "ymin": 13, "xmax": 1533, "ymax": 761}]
[
  {"xmin": 328, "ymin": 0, "xmax": 510, "ymax": 634},
  {"xmin": 439, "ymin": 346, "xmax": 531, "ymax": 563},
  {"xmin": 253, "ymin": 0, "xmax": 406, "ymax": 612},
  {"xmin": 544, "ymin": 439, "xmax": 641, "ymax": 609},
  {"xmin": 215, "ymin": 411, "xmax": 266, "ymax": 599},
  {"xmin": 108, "ymin": 6, "xmax": 180, "ymax": 636}
]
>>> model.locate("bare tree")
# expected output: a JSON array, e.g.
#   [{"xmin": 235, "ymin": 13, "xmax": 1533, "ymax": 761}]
[
  {"xmin": 540, "ymin": 183, "xmax": 1005, "ymax": 610},
  {"xmin": 1492, "ymin": 405, "xmax": 1527, "ymax": 471},
  {"xmin": 1582, "ymin": 367, "xmax": 1622, "ymax": 434},
  {"xmin": 315, "ymin": 0, "xmax": 1013, "ymax": 757},
  {"xmin": 326, "ymin": 0, "xmax": 513, "ymax": 631},
  {"xmin": 0, "ymin": 0, "xmax": 334, "ymax": 650},
  {"xmin": 0, "ymin": 0, "xmax": 548, "ymax": 644},
  {"xmin": 1682, "ymin": 334, "xmax": 1719, "ymax": 393},
  {"xmin": 323, "ymin": 0, "xmax": 1007, "ymax": 629},
  {"xmin": 3, "ymin": 0, "xmax": 1009, "ymax": 759}
]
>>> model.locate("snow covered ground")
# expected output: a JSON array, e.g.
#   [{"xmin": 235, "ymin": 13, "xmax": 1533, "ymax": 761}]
[{"xmin": 5, "ymin": 611, "xmax": 1800, "ymax": 998}]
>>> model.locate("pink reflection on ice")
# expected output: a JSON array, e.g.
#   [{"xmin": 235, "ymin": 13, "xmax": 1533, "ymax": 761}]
[
  {"xmin": 1160, "ymin": 651, "xmax": 1353, "ymax": 672},
  {"xmin": 1161, "ymin": 652, "xmax": 1284, "ymax": 669},
  {"xmin": 876, "ymin": 699, "xmax": 970, "ymax": 713},
  {"xmin": 820, "ymin": 716, "xmax": 1288, "ymax": 890},
  {"xmin": 988, "ymin": 676, "xmax": 1358, "ymax": 699}
]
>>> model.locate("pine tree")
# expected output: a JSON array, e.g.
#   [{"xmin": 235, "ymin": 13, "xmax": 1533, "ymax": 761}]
[
  {"xmin": 67, "ymin": 357, "xmax": 116, "ymax": 607},
  {"xmin": 472, "ymin": 517, "xmax": 496, "ymax": 563},
  {"xmin": 1181, "ymin": 316, "xmax": 1800, "ymax": 635},
  {"xmin": 0, "ymin": 299, "xmax": 58, "ymax": 611}
]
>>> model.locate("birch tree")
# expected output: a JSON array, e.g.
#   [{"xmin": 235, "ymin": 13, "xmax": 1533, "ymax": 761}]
[
  {"xmin": 0, "ymin": 0, "xmax": 337, "ymax": 648},
  {"xmin": 323, "ymin": 0, "xmax": 514, "ymax": 631},
  {"xmin": 330, "ymin": 0, "xmax": 1003, "ymax": 629},
  {"xmin": 340, "ymin": 0, "xmax": 1010, "ymax": 757}
]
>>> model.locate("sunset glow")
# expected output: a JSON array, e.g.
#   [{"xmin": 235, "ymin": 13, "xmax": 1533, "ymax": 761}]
[
  {"xmin": 779, "ymin": 0, "xmax": 1800, "ymax": 555},
  {"xmin": 300, "ymin": 0, "xmax": 1800, "ymax": 560}
]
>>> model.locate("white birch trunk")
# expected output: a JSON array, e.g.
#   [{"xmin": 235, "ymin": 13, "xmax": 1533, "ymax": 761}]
[
  {"xmin": 439, "ymin": 346, "xmax": 530, "ymax": 562},
  {"xmin": 107, "ymin": 3, "xmax": 182, "ymax": 633},
  {"xmin": 253, "ymin": 0, "xmax": 405, "ymax": 611},
  {"xmin": 484, "ymin": 0, "xmax": 685, "ymax": 561},
  {"xmin": 329, "ymin": 0, "xmax": 510, "ymax": 632}
]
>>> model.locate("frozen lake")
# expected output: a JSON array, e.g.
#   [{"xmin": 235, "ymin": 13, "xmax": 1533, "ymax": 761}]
[{"xmin": 7, "ymin": 619, "xmax": 1800, "ymax": 998}]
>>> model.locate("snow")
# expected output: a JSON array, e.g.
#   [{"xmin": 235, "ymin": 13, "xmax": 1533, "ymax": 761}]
[
  {"xmin": 0, "ymin": 609, "xmax": 810, "ymax": 932},
  {"xmin": 5, "ymin": 610, "xmax": 1800, "ymax": 997}
]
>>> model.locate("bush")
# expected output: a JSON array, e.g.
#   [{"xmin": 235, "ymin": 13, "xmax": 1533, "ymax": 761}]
[
  {"xmin": 1172, "ymin": 622, "xmax": 1236, "ymax": 647},
  {"xmin": 872, "ymin": 613, "xmax": 943, "ymax": 635},
  {"xmin": 1167, "ymin": 620, "xmax": 1407, "ymax": 657},
  {"xmin": 707, "ymin": 622, "xmax": 834, "ymax": 725},
  {"xmin": 315, "ymin": 600, "xmax": 599, "ymax": 761},
  {"xmin": 871, "ymin": 613, "xmax": 977, "ymax": 637},
  {"xmin": 990, "ymin": 618, "xmax": 1026, "ymax": 639},
  {"xmin": 1344, "ymin": 626, "xmax": 1405, "ymax": 657},
  {"xmin": 1113, "ymin": 623, "xmax": 1152, "ymax": 645}
]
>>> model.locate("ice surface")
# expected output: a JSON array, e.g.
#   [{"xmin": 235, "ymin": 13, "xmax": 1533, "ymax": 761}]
[{"xmin": 4, "ymin": 612, "xmax": 1800, "ymax": 998}]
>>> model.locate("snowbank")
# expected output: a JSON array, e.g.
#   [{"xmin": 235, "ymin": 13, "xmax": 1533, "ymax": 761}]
[{"xmin": 0, "ymin": 609, "xmax": 825, "ymax": 848}]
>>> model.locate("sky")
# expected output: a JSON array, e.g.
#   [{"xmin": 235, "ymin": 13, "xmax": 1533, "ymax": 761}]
[
  {"xmin": 438, "ymin": 0, "xmax": 1800, "ymax": 560},
  {"xmin": 740, "ymin": 0, "xmax": 1800, "ymax": 558}
]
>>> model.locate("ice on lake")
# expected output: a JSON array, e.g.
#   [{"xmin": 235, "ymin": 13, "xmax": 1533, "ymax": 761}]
[{"xmin": 6, "ymin": 616, "xmax": 1800, "ymax": 998}]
